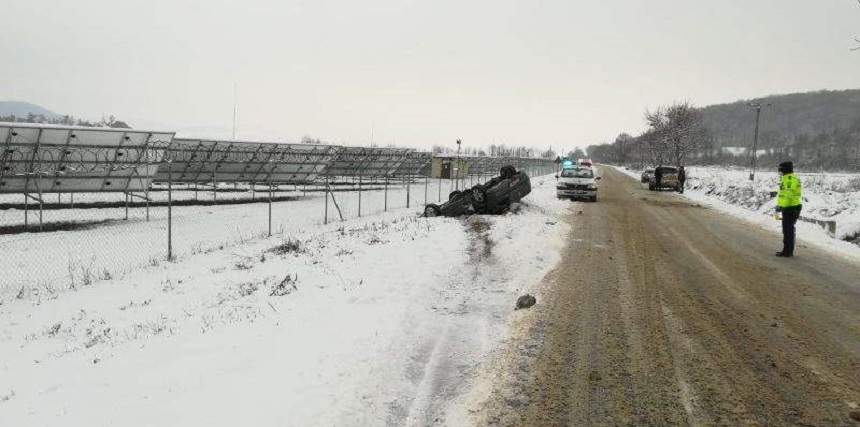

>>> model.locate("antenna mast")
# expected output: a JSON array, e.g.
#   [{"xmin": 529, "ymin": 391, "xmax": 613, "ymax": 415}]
[{"xmin": 232, "ymin": 83, "xmax": 238, "ymax": 140}]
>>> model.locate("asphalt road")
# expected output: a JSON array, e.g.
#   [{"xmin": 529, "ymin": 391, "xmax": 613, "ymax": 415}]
[{"xmin": 475, "ymin": 166, "xmax": 860, "ymax": 426}]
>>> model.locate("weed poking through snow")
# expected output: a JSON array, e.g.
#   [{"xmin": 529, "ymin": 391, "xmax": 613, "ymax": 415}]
[
  {"xmin": 270, "ymin": 238, "xmax": 305, "ymax": 256},
  {"xmin": 271, "ymin": 274, "xmax": 298, "ymax": 296}
]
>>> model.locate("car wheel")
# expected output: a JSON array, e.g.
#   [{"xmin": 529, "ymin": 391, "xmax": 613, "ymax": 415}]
[
  {"xmin": 471, "ymin": 186, "xmax": 487, "ymax": 204},
  {"xmin": 500, "ymin": 166, "xmax": 516, "ymax": 179},
  {"xmin": 591, "ymin": 196, "xmax": 598, "ymax": 202},
  {"xmin": 448, "ymin": 190, "xmax": 462, "ymax": 201},
  {"xmin": 424, "ymin": 204, "xmax": 441, "ymax": 217}
]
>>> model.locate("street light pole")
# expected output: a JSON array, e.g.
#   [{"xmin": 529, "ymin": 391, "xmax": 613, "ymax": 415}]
[
  {"xmin": 455, "ymin": 139, "xmax": 462, "ymax": 191},
  {"xmin": 748, "ymin": 101, "xmax": 770, "ymax": 181}
]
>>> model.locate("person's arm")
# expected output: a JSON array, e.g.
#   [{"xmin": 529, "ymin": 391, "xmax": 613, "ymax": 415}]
[{"xmin": 776, "ymin": 176, "xmax": 787, "ymax": 211}]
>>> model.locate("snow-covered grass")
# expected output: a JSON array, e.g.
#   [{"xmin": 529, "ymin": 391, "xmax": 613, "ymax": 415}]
[
  {"xmin": 0, "ymin": 174, "xmax": 571, "ymax": 426},
  {"xmin": 612, "ymin": 165, "xmax": 860, "ymax": 259},
  {"xmin": 0, "ymin": 178, "xmax": 483, "ymax": 301}
]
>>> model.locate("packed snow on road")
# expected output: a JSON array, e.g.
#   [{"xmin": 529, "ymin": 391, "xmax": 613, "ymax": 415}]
[
  {"xmin": 615, "ymin": 165, "xmax": 860, "ymax": 258},
  {"xmin": 0, "ymin": 175, "xmax": 570, "ymax": 426}
]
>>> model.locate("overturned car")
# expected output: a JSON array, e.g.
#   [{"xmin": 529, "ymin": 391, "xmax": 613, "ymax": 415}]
[{"xmin": 424, "ymin": 166, "xmax": 531, "ymax": 217}]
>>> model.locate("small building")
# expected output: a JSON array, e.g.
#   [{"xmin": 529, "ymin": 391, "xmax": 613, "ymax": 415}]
[{"xmin": 431, "ymin": 156, "xmax": 470, "ymax": 179}]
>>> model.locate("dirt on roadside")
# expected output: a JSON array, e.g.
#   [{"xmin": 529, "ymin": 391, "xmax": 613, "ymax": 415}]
[{"xmin": 474, "ymin": 167, "xmax": 860, "ymax": 426}]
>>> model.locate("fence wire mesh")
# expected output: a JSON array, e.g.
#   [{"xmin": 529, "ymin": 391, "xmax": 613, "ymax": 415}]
[{"xmin": 0, "ymin": 123, "xmax": 556, "ymax": 300}]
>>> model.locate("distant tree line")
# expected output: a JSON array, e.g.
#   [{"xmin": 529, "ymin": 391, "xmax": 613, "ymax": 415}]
[
  {"xmin": 1, "ymin": 113, "xmax": 131, "ymax": 129},
  {"xmin": 586, "ymin": 89, "xmax": 860, "ymax": 172},
  {"xmin": 431, "ymin": 144, "xmax": 558, "ymax": 159}
]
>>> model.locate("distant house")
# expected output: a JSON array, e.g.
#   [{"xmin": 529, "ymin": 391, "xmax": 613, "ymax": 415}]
[
  {"xmin": 722, "ymin": 146, "xmax": 748, "ymax": 156},
  {"xmin": 430, "ymin": 156, "xmax": 469, "ymax": 179}
]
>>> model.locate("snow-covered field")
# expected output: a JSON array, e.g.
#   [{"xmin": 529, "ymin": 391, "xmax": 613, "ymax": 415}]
[
  {"xmin": 614, "ymin": 165, "xmax": 860, "ymax": 258},
  {"xmin": 0, "ymin": 178, "xmax": 476, "ymax": 301},
  {"xmin": 0, "ymin": 174, "xmax": 571, "ymax": 426}
]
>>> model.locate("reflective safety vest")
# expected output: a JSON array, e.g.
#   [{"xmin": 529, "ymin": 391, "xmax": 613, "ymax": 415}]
[{"xmin": 777, "ymin": 173, "xmax": 802, "ymax": 208}]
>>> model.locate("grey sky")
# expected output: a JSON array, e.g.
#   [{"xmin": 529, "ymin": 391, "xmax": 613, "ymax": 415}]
[{"xmin": 2, "ymin": 0, "xmax": 858, "ymax": 151}]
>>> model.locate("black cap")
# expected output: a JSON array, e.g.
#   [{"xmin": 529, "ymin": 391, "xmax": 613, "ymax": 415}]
[{"xmin": 778, "ymin": 161, "xmax": 793, "ymax": 173}]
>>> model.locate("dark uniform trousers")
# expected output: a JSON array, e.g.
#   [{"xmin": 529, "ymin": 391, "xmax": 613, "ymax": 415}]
[{"xmin": 781, "ymin": 205, "xmax": 802, "ymax": 255}]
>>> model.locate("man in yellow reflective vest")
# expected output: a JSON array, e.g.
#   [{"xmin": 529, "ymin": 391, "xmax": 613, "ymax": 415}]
[{"xmin": 775, "ymin": 161, "xmax": 802, "ymax": 257}]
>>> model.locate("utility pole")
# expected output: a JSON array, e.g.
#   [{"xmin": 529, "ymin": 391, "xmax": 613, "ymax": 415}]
[
  {"xmin": 748, "ymin": 101, "xmax": 770, "ymax": 181},
  {"xmin": 455, "ymin": 139, "xmax": 462, "ymax": 191}
]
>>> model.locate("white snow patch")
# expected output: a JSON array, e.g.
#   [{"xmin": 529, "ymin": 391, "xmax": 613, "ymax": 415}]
[{"xmin": 0, "ymin": 175, "xmax": 571, "ymax": 426}]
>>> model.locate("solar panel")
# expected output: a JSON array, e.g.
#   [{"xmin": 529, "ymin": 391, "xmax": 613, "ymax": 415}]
[
  {"xmin": 463, "ymin": 156, "xmax": 502, "ymax": 176},
  {"xmin": 0, "ymin": 122, "xmax": 174, "ymax": 193},
  {"xmin": 392, "ymin": 151, "xmax": 433, "ymax": 177},
  {"xmin": 324, "ymin": 147, "xmax": 414, "ymax": 177},
  {"xmin": 155, "ymin": 138, "xmax": 340, "ymax": 185}
]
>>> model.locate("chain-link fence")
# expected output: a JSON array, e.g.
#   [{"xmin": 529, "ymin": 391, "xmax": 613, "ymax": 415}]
[{"xmin": 0, "ymin": 123, "xmax": 556, "ymax": 300}]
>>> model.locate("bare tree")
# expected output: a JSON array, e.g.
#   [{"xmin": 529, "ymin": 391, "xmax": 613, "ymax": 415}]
[
  {"xmin": 643, "ymin": 102, "xmax": 704, "ymax": 167},
  {"xmin": 854, "ymin": 0, "xmax": 860, "ymax": 50}
]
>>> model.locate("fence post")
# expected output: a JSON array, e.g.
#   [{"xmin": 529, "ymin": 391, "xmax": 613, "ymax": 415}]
[
  {"xmin": 23, "ymin": 193, "xmax": 28, "ymax": 227},
  {"xmin": 324, "ymin": 175, "xmax": 329, "ymax": 225},
  {"xmin": 167, "ymin": 161, "xmax": 173, "ymax": 260},
  {"xmin": 384, "ymin": 175, "xmax": 389, "ymax": 212},
  {"xmin": 437, "ymin": 177, "xmax": 442, "ymax": 202},
  {"xmin": 124, "ymin": 193, "xmax": 129, "ymax": 220},
  {"xmin": 268, "ymin": 182, "xmax": 273, "ymax": 237},
  {"xmin": 424, "ymin": 176, "xmax": 428, "ymax": 206},
  {"xmin": 358, "ymin": 174, "xmax": 362, "ymax": 217},
  {"xmin": 38, "ymin": 192, "xmax": 43, "ymax": 232},
  {"xmin": 406, "ymin": 176, "xmax": 411, "ymax": 208},
  {"xmin": 212, "ymin": 166, "xmax": 217, "ymax": 203}
]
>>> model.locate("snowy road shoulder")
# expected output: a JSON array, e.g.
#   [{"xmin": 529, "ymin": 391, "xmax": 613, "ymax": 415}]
[
  {"xmin": 609, "ymin": 165, "xmax": 860, "ymax": 261},
  {"xmin": 0, "ymin": 175, "xmax": 570, "ymax": 426}
]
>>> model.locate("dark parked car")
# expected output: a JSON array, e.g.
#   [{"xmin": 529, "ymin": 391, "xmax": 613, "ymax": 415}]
[
  {"xmin": 424, "ymin": 165, "xmax": 531, "ymax": 217},
  {"xmin": 641, "ymin": 168, "xmax": 654, "ymax": 183},
  {"xmin": 648, "ymin": 166, "xmax": 682, "ymax": 192}
]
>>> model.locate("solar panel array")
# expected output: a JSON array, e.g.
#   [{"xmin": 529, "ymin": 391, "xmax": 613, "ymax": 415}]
[
  {"xmin": 392, "ymin": 151, "xmax": 433, "ymax": 177},
  {"xmin": 0, "ymin": 122, "xmax": 555, "ymax": 193},
  {"xmin": 155, "ymin": 138, "xmax": 339, "ymax": 185},
  {"xmin": 324, "ymin": 147, "xmax": 415, "ymax": 178},
  {"xmin": 0, "ymin": 123, "xmax": 174, "ymax": 194}
]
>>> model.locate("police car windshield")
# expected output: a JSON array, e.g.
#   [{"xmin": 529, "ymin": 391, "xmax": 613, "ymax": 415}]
[{"xmin": 561, "ymin": 168, "xmax": 593, "ymax": 178}]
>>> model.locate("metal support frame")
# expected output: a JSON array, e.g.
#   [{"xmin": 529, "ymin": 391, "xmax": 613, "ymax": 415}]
[
  {"xmin": 98, "ymin": 131, "xmax": 129, "ymax": 192},
  {"xmin": 167, "ymin": 161, "xmax": 173, "ymax": 260}
]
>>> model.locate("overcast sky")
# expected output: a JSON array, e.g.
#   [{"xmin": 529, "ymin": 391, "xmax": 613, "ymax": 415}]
[{"xmin": 2, "ymin": 0, "xmax": 858, "ymax": 151}]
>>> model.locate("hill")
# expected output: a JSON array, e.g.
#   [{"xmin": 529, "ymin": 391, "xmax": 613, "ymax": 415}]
[
  {"xmin": 0, "ymin": 101, "xmax": 61, "ymax": 120},
  {"xmin": 701, "ymin": 89, "xmax": 860, "ymax": 149},
  {"xmin": 587, "ymin": 88, "xmax": 860, "ymax": 171}
]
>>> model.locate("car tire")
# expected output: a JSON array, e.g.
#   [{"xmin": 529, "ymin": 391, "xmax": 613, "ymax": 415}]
[
  {"xmin": 424, "ymin": 204, "xmax": 441, "ymax": 217},
  {"xmin": 591, "ymin": 196, "xmax": 598, "ymax": 202},
  {"xmin": 500, "ymin": 166, "xmax": 516, "ymax": 179},
  {"xmin": 471, "ymin": 187, "xmax": 487, "ymax": 205},
  {"xmin": 448, "ymin": 190, "xmax": 462, "ymax": 201},
  {"xmin": 648, "ymin": 183, "xmax": 655, "ymax": 191}
]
